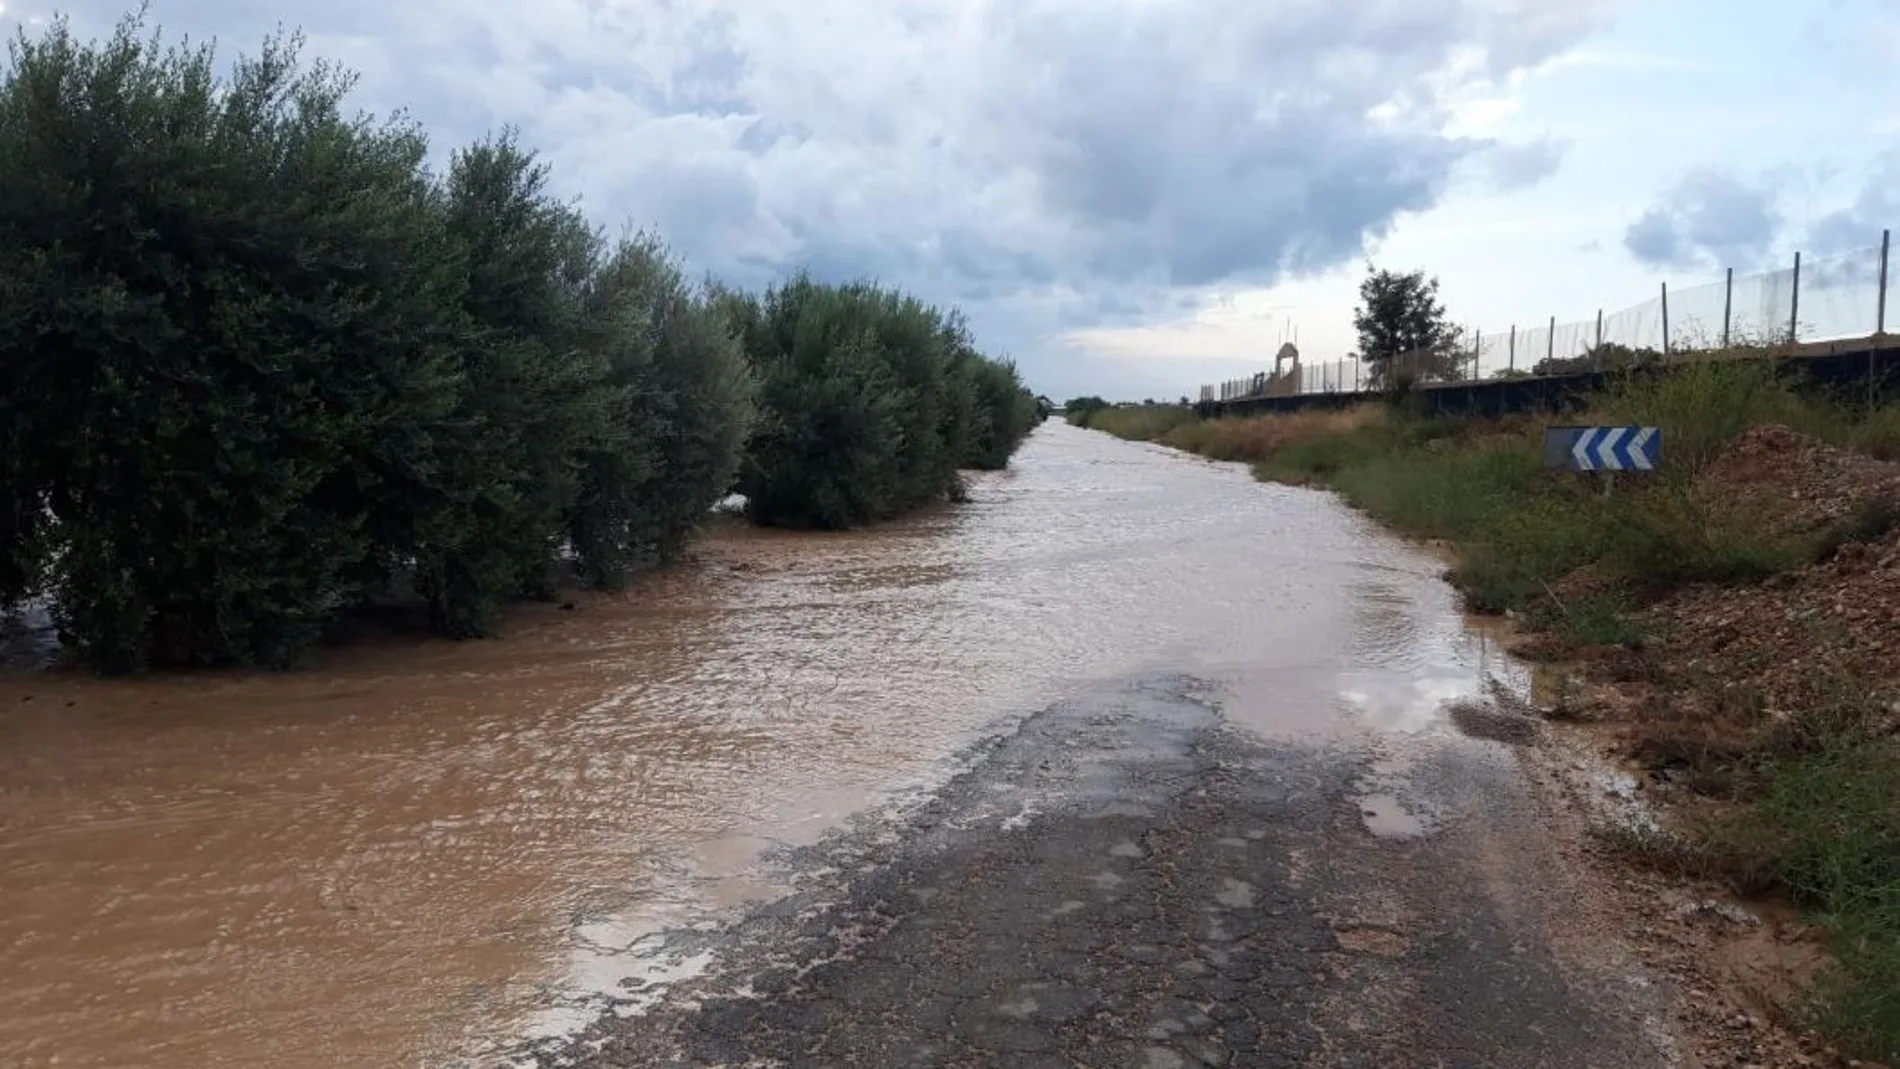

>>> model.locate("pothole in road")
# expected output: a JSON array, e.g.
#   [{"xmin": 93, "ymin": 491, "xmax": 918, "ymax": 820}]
[{"xmin": 1356, "ymin": 793, "xmax": 1429, "ymax": 840}]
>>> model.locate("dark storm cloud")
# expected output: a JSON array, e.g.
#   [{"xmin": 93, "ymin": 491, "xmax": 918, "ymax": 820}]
[{"xmin": 9, "ymin": 0, "xmax": 1612, "ymax": 394}]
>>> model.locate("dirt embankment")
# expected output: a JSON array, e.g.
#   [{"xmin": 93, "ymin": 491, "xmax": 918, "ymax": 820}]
[
  {"xmin": 1509, "ymin": 424, "xmax": 1900, "ymax": 1068},
  {"xmin": 1565, "ymin": 425, "xmax": 1900, "ymax": 733},
  {"xmin": 1662, "ymin": 427, "xmax": 1900, "ymax": 716}
]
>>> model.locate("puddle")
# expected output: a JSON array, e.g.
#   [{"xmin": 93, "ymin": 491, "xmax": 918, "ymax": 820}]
[{"xmin": 1356, "ymin": 793, "xmax": 1430, "ymax": 840}]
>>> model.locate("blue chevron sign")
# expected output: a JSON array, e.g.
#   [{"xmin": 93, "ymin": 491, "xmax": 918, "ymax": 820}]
[{"xmin": 1543, "ymin": 426, "xmax": 1662, "ymax": 472}]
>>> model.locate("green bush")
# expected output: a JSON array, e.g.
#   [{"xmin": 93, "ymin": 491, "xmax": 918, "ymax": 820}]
[
  {"xmin": 1594, "ymin": 360, "xmax": 1817, "ymax": 474},
  {"xmin": 568, "ymin": 234, "xmax": 755, "ymax": 589},
  {"xmin": 1064, "ymin": 396, "xmax": 1111, "ymax": 424},
  {"xmin": 0, "ymin": 14, "xmax": 1021, "ymax": 670},
  {"xmin": 1835, "ymin": 404, "xmax": 1900, "ymax": 461},
  {"xmin": 0, "ymin": 19, "xmax": 476, "ymax": 669},
  {"xmin": 728, "ymin": 277, "xmax": 1029, "ymax": 529},
  {"xmin": 962, "ymin": 354, "xmax": 1038, "ymax": 470},
  {"xmin": 402, "ymin": 134, "xmax": 615, "ymax": 637},
  {"xmin": 1596, "ymin": 484, "xmax": 1804, "ymax": 588}
]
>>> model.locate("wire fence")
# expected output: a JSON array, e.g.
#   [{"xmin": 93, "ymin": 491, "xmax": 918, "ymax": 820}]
[{"xmin": 1199, "ymin": 229, "xmax": 1894, "ymax": 403}]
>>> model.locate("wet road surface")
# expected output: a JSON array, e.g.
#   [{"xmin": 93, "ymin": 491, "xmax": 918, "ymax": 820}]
[
  {"xmin": 0, "ymin": 422, "xmax": 1675, "ymax": 1067},
  {"xmin": 561, "ymin": 675, "xmax": 1674, "ymax": 1068}
]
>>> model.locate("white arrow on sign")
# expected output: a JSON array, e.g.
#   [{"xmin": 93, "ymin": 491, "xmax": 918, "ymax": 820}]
[
  {"xmin": 1570, "ymin": 426, "xmax": 1660, "ymax": 472},
  {"xmin": 1571, "ymin": 428, "xmax": 1600, "ymax": 471},
  {"xmin": 1626, "ymin": 426, "xmax": 1657, "ymax": 471}
]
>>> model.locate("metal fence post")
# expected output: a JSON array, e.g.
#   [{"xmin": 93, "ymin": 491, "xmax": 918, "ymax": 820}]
[
  {"xmin": 1471, "ymin": 328, "xmax": 1480, "ymax": 381},
  {"xmin": 1594, "ymin": 309, "xmax": 1603, "ymax": 369},
  {"xmin": 1546, "ymin": 315, "xmax": 1555, "ymax": 369},
  {"xmin": 1789, "ymin": 251, "xmax": 1802, "ymax": 344},
  {"xmin": 1661, "ymin": 282, "xmax": 1671, "ymax": 358},
  {"xmin": 1877, "ymin": 230, "xmax": 1890, "ymax": 406},
  {"xmin": 1878, "ymin": 229, "xmax": 1890, "ymax": 336},
  {"xmin": 1722, "ymin": 267, "xmax": 1733, "ymax": 348},
  {"xmin": 1508, "ymin": 324, "xmax": 1516, "ymax": 373}
]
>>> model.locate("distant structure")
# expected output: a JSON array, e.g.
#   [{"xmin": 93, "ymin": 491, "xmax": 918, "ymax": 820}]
[
  {"xmin": 1265, "ymin": 342, "xmax": 1302, "ymax": 397},
  {"xmin": 1197, "ymin": 341, "xmax": 1306, "ymax": 403}
]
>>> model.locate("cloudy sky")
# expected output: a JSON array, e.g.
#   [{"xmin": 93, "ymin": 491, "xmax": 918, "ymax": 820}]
[{"xmin": 6, "ymin": 0, "xmax": 1895, "ymax": 400}]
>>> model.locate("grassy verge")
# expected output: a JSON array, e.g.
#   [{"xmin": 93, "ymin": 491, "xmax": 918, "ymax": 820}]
[
  {"xmin": 1070, "ymin": 403, "xmax": 1199, "ymax": 440},
  {"xmin": 1082, "ymin": 363, "xmax": 1900, "ymax": 1060}
]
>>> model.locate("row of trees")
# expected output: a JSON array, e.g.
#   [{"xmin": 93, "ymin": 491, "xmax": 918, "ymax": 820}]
[
  {"xmin": 0, "ymin": 17, "xmax": 1038, "ymax": 673},
  {"xmin": 723, "ymin": 280, "xmax": 1040, "ymax": 528}
]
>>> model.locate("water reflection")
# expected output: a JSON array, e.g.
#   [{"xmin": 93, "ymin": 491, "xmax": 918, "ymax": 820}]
[{"xmin": 0, "ymin": 421, "xmax": 1517, "ymax": 1068}]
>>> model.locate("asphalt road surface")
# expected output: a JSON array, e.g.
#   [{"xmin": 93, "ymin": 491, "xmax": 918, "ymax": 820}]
[{"xmin": 555, "ymin": 674, "xmax": 1676, "ymax": 1069}]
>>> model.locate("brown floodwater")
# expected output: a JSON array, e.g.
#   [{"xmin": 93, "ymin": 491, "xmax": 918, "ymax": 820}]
[{"xmin": 0, "ymin": 421, "xmax": 1520, "ymax": 1068}]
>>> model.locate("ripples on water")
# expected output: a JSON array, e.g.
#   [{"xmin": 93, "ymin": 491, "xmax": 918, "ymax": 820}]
[{"xmin": 0, "ymin": 421, "xmax": 1519, "ymax": 1068}]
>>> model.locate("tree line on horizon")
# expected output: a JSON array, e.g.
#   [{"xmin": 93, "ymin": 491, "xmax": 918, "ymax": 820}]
[{"xmin": 0, "ymin": 15, "xmax": 1040, "ymax": 674}]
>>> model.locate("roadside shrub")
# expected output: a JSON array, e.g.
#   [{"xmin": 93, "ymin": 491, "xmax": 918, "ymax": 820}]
[
  {"xmin": 731, "ymin": 277, "xmax": 1028, "ymax": 529},
  {"xmin": 0, "ymin": 18, "xmax": 474, "ymax": 670},
  {"xmin": 1752, "ymin": 740, "xmax": 1900, "ymax": 1061},
  {"xmin": 962, "ymin": 353, "xmax": 1038, "ymax": 470},
  {"xmin": 1596, "ymin": 485, "xmax": 1804, "ymax": 588},
  {"xmin": 401, "ymin": 135, "xmax": 615, "ymax": 637},
  {"xmin": 1064, "ymin": 396, "xmax": 1111, "ymax": 424},
  {"xmin": 1836, "ymin": 404, "xmax": 1900, "ymax": 461},
  {"xmin": 1535, "ymin": 592, "xmax": 1649, "ymax": 649},
  {"xmin": 568, "ymin": 234, "xmax": 755, "ymax": 588},
  {"xmin": 1449, "ymin": 496, "xmax": 1601, "ymax": 614},
  {"xmin": 1810, "ymin": 500, "xmax": 1900, "ymax": 564},
  {"xmin": 0, "ymin": 14, "xmax": 1020, "ymax": 670},
  {"xmin": 1594, "ymin": 361, "xmax": 1815, "ymax": 474},
  {"xmin": 1161, "ymin": 407, "xmax": 1385, "ymax": 464}
]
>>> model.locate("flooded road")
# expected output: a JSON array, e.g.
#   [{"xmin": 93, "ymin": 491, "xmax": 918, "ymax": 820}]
[{"xmin": 2, "ymin": 421, "xmax": 1559, "ymax": 1068}]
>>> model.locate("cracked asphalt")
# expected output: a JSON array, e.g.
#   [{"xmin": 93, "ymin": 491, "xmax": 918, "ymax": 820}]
[{"xmin": 553, "ymin": 675, "xmax": 1678, "ymax": 1069}]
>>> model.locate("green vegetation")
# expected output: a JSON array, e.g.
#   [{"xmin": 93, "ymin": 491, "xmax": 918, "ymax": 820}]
[
  {"xmin": 1080, "ymin": 359, "xmax": 1900, "ymax": 1059},
  {"xmin": 721, "ymin": 278, "xmax": 1037, "ymax": 529},
  {"xmin": 1354, "ymin": 264, "xmax": 1464, "ymax": 386},
  {"xmin": 1062, "ymin": 396, "xmax": 1112, "ymax": 423},
  {"xmin": 1755, "ymin": 739, "xmax": 1900, "ymax": 1053},
  {"xmin": 1094, "ymin": 363, "xmax": 1891, "ymax": 620},
  {"xmin": 1072, "ymin": 403, "xmax": 1198, "ymax": 439},
  {"xmin": 0, "ymin": 15, "xmax": 1036, "ymax": 672}
]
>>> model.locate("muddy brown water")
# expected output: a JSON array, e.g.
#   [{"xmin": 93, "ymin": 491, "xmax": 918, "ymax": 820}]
[{"xmin": 0, "ymin": 421, "xmax": 1521, "ymax": 1068}]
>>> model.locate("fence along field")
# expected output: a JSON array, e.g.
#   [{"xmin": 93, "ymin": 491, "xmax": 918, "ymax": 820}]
[{"xmin": 1204, "ymin": 229, "xmax": 1895, "ymax": 402}]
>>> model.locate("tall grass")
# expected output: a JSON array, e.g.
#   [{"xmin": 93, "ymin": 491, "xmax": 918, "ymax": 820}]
[
  {"xmin": 1752, "ymin": 740, "xmax": 1900, "ymax": 1060},
  {"xmin": 1166, "ymin": 406, "xmax": 1388, "ymax": 463},
  {"xmin": 1837, "ymin": 404, "xmax": 1900, "ymax": 461},
  {"xmin": 1079, "ymin": 404, "xmax": 1199, "ymax": 441},
  {"xmin": 1594, "ymin": 361, "xmax": 1819, "ymax": 474}
]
